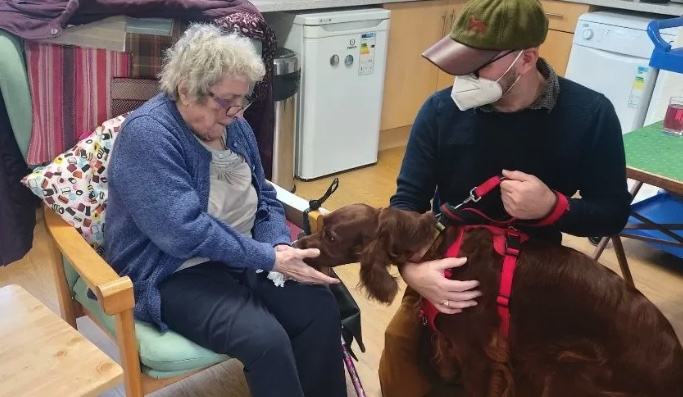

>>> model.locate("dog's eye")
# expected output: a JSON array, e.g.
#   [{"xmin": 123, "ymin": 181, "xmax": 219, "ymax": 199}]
[{"xmin": 328, "ymin": 235, "xmax": 335, "ymax": 242}]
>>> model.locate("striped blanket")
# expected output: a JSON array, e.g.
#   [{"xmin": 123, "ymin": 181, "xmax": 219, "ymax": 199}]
[
  {"xmin": 24, "ymin": 42, "xmax": 130, "ymax": 165},
  {"xmin": 24, "ymin": 13, "xmax": 277, "ymax": 169}
]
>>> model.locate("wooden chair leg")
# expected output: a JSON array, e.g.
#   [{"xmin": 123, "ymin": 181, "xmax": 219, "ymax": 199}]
[
  {"xmin": 612, "ymin": 236, "xmax": 635, "ymax": 287},
  {"xmin": 596, "ymin": 179, "xmax": 640, "ymax": 286},
  {"xmin": 592, "ymin": 236, "xmax": 635, "ymax": 287},
  {"xmin": 591, "ymin": 236, "xmax": 611, "ymax": 261},
  {"xmin": 115, "ymin": 310, "xmax": 145, "ymax": 397}
]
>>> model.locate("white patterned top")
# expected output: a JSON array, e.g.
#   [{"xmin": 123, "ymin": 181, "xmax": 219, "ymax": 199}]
[{"xmin": 176, "ymin": 133, "xmax": 258, "ymax": 272}]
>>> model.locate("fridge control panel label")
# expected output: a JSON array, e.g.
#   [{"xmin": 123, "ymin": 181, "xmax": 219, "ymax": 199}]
[{"xmin": 359, "ymin": 32, "xmax": 376, "ymax": 76}]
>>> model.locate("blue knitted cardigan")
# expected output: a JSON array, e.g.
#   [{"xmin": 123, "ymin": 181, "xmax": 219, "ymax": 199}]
[{"xmin": 104, "ymin": 93, "xmax": 291, "ymax": 331}]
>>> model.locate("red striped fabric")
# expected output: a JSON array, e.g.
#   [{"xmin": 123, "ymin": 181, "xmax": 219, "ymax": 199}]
[
  {"xmin": 24, "ymin": 42, "xmax": 130, "ymax": 165},
  {"xmin": 286, "ymin": 220, "xmax": 303, "ymax": 242}
]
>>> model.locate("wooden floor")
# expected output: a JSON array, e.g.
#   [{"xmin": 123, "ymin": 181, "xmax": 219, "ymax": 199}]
[{"xmin": 3, "ymin": 146, "xmax": 683, "ymax": 397}]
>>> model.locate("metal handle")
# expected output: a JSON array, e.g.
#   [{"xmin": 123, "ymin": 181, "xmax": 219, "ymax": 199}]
[{"xmin": 545, "ymin": 12, "xmax": 563, "ymax": 18}]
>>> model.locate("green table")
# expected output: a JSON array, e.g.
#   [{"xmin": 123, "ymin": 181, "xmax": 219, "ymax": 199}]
[
  {"xmin": 593, "ymin": 122, "xmax": 683, "ymax": 287},
  {"xmin": 623, "ymin": 121, "xmax": 683, "ymax": 194}
]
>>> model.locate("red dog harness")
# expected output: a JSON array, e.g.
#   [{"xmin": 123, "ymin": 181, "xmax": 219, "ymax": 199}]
[{"xmin": 418, "ymin": 176, "xmax": 569, "ymax": 338}]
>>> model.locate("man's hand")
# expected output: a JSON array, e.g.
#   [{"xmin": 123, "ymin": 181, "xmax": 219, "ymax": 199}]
[
  {"xmin": 400, "ymin": 257, "xmax": 481, "ymax": 314},
  {"xmin": 272, "ymin": 247, "xmax": 340, "ymax": 285},
  {"xmin": 500, "ymin": 169, "xmax": 557, "ymax": 220}
]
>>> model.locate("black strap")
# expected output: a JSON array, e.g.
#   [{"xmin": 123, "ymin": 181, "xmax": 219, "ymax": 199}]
[{"xmin": 301, "ymin": 178, "xmax": 339, "ymax": 237}]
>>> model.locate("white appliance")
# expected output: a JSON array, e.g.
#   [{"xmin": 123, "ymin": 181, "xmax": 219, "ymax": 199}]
[
  {"xmin": 566, "ymin": 11, "xmax": 677, "ymax": 134},
  {"xmin": 565, "ymin": 11, "xmax": 677, "ymax": 203},
  {"xmin": 265, "ymin": 8, "xmax": 390, "ymax": 180}
]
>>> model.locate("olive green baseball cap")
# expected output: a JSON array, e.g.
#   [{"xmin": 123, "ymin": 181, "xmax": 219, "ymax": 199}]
[{"xmin": 423, "ymin": 0, "xmax": 549, "ymax": 75}]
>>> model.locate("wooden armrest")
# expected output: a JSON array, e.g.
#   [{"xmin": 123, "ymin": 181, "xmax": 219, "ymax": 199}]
[
  {"xmin": 43, "ymin": 205, "xmax": 134, "ymax": 316},
  {"xmin": 271, "ymin": 182, "xmax": 329, "ymax": 234}
]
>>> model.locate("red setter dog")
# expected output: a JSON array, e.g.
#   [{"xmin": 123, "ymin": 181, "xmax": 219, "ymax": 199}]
[{"xmin": 297, "ymin": 203, "xmax": 683, "ymax": 397}]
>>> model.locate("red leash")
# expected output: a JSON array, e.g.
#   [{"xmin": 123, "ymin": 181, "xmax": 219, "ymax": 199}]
[{"xmin": 419, "ymin": 176, "xmax": 569, "ymax": 337}]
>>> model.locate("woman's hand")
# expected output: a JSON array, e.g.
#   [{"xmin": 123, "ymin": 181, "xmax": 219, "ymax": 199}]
[
  {"xmin": 274, "ymin": 244, "xmax": 292, "ymax": 252},
  {"xmin": 272, "ymin": 247, "xmax": 340, "ymax": 285},
  {"xmin": 400, "ymin": 257, "xmax": 481, "ymax": 314}
]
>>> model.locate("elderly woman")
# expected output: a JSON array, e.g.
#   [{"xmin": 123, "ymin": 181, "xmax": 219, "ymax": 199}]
[{"xmin": 104, "ymin": 23, "xmax": 347, "ymax": 397}]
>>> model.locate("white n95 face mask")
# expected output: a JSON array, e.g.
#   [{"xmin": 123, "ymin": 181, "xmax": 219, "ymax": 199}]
[{"xmin": 450, "ymin": 51, "xmax": 523, "ymax": 111}]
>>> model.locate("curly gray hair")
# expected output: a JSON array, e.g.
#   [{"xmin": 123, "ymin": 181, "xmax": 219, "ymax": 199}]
[{"xmin": 159, "ymin": 23, "xmax": 265, "ymax": 101}]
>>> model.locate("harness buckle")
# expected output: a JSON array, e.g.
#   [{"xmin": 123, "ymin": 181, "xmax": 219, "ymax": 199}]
[
  {"xmin": 496, "ymin": 295, "xmax": 510, "ymax": 307},
  {"xmin": 418, "ymin": 306, "xmax": 428, "ymax": 326},
  {"xmin": 435, "ymin": 213, "xmax": 448, "ymax": 230},
  {"xmin": 505, "ymin": 232, "xmax": 522, "ymax": 256}
]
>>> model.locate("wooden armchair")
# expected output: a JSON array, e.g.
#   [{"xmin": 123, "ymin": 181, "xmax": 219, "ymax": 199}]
[
  {"xmin": 9, "ymin": 26, "xmax": 354, "ymax": 396},
  {"xmin": 43, "ymin": 183, "xmax": 329, "ymax": 396}
]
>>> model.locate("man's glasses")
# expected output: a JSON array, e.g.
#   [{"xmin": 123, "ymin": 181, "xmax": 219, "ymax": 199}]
[
  {"xmin": 473, "ymin": 50, "xmax": 516, "ymax": 77},
  {"xmin": 208, "ymin": 91, "xmax": 254, "ymax": 117}
]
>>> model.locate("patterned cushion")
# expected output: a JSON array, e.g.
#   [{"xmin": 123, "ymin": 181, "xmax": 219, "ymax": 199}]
[{"xmin": 21, "ymin": 114, "xmax": 127, "ymax": 254}]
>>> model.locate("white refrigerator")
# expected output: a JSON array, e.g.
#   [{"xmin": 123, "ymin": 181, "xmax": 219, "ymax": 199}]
[{"xmin": 266, "ymin": 8, "xmax": 391, "ymax": 180}]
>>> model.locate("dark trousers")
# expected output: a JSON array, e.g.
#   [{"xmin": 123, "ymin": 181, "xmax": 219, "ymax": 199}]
[{"xmin": 159, "ymin": 262, "xmax": 347, "ymax": 397}]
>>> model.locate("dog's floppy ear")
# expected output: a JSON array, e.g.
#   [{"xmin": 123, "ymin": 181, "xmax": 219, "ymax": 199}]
[
  {"xmin": 358, "ymin": 208, "xmax": 437, "ymax": 304},
  {"xmin": 358, "ymin": 237, "xmax": 398, "ymax": 304}
]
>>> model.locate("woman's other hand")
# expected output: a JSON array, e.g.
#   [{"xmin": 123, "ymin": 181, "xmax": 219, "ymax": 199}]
[
  {"xmin": 273, "ymin": 247, "xmax": 340, "ymax": 285},
  {"xmin": 400, "ymin": 257, "xmax": 481, "ymax": 314},
  {"xmin": 275, "ymin": 244, "xmax": 292, "ymax": 252}
]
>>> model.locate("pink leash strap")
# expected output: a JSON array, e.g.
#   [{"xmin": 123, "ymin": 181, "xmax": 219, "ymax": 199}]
[{"xmin": 342, "ymin": 336, "xmax": 366, "ymax": 397}]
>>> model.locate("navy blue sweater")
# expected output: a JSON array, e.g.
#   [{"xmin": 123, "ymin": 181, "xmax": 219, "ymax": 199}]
[
  {"xmin": 390, "ymin": 77, "xmax": 632, "ymax": 243},
  {"xmin": 105, "ymin": 93, "xmax": 291, "ymax": 331}
]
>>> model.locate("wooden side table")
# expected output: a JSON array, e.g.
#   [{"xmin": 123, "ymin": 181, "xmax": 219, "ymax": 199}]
[
  {"xmin": 592, "ymin": 122, "xmax": 683, "ymax": 286},
  {"xmin": 0, "ymin": 284, "xmax": 122, "ymax": 397}
]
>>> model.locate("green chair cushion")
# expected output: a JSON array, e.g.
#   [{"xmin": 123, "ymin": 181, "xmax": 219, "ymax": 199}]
[
  {"xmin": 72, "ymin": 277, "xmax": 229, "ymax": 378},
  {"xmin": 0, "ymin": 29, "xmax": 33, "ymax": 160}
]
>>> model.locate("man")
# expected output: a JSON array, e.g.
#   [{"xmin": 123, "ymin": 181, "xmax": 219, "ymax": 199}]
[{"xmin": 378, "ymin": 0, "xmax": 633, "ymax": 395}]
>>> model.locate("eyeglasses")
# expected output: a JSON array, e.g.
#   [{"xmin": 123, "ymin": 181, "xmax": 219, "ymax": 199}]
[
  {"xmin": 474, "ymin": 50, "xmax": 516, "ymax": 77},
  {"xmin": 208, "ymin": 91, "xmax": 254, "ymax": 117}
]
